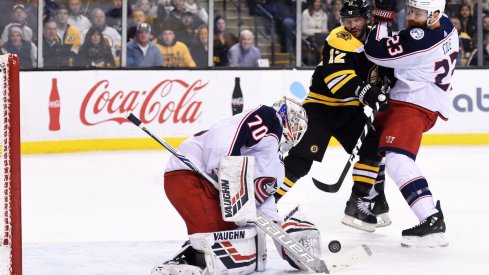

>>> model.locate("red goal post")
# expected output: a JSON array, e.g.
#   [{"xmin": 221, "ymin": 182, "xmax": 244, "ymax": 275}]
[{"xmin": 0, "ymin": 54, "xmax": 22, "ymax": 275}]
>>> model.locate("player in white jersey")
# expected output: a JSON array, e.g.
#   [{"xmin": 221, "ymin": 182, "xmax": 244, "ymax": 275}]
[
  {"xmin": 156, "ymin": 97, "xmax": 317, "ymax": 274},
  {"xmin": 364, "ymin": 0, "xmax": 458, "ymax": 247}
]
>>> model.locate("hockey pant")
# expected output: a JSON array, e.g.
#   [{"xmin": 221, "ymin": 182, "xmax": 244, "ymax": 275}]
[{"xmin": 164, "ymin": 170, "xmax": 238, "ymax": 234}]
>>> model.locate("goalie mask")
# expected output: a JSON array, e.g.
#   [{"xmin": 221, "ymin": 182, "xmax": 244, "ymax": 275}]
[
  {"xmin": 406, "ymin": 0, "xmax": 445, "ymax": 26},
  {"xmin": 273, "ymin": 97, "xmax": 308, "ymax": 154}
]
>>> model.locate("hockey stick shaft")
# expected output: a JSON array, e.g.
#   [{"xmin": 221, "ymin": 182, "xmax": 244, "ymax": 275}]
[
  {"xmin": 125, "ymin": 113, "xmax": 329, "ymax": 273},
  {"xmin": 312, "ymin": 106, "xmax": 377, "ymax": 193},
  {"xmin": 126, "ymin": 113, "xmax": 215, "ymax": 184}
]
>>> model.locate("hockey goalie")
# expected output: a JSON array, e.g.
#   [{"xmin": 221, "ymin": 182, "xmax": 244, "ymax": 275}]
[{"xmin": 151, "ymin": 97, "xmax": 321, "ymax": 274}]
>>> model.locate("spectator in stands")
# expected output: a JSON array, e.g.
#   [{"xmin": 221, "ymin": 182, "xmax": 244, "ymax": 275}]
[
  {"xmin": 156, "ymin": 22, "xmax": 196, "ymax": 67},
  {"xmin": 168, "ymin": 0, "xmax": 187, "ymax": 23},
  {"xmin": 302, "ymin": 0, "xmax": 328, "ymax": 41},
  {"xmin": 227, "ymin": 29, "xmax": 261, "ymax": 67},
  {"xmin": 484, "ymin": 35, "xmax": 489, "ymax": 65},
  {"xmin": 67, "ymin": 0, "xmax": 91, "ymax": 36},
  {"xmin": 168, "ymin": 0, "xmax": 205, "ymax": 27},
  {"xmin": 213, "ymin": 15, "xmax": 238, "ymax": 66},
  {"xmin": 177, "ymin": 11, "xmax": 199, "ymax": 48},
  {"xmin": 42, "ymin": 19, "xmax": 73, "ymax": 67},
  {"xmin": 127, "ymin": 22, "xmax": 163, "ymax": 67},
  {"xmin": 128, "ymin": 9, "xmax": 148, "ymax": 41},
  {"xmin": 184, "ymin": 0, "xmax": 208, "ymax": 23},
  {"xmin": 276, "ymin": 0, "xmax": 297, "ymax": 54},
  {"xmin": 327, "ymin": 0, "xmax": 342, "ymax": 31},
  {"xmin": 43, "ymin": 0, "xmax": 59, "ymax": 21},
  {"xmin": 106, "ymin": 0, "xmax": 124, "ymax": 34},
  {"xmin": 483, "ymin": 14, "xmax": 489, "ymax": 39},
  {"xmin": 191, "ymin": 25, "xmax": 208, "ymax": 67},
  {"xmin": 0, "ymin": 1, "xmax": 12, "ymax": 31},
  {"xmin": 0, "ymin": 1, "xmax": 38, "ymax": 37},
  {"xmin": 133, "ymin": 0, "xmax": 158, "ymax": 25},
  {"xmin": 451, "ymin": 17, "xmax": 475, "ymax": 66},
  {"xmin": 459, "ymin": 4, "xmax": 477, "ymax": 39},
  {"xmin": 463, "ymin": 0, "xmax": 477, "ymax": 17},
  {"xmin": 0, "ymin": 24, "xmax": 37, "ymax": 69},
  {"xmin": 76, "ymin": 27, "xmax": 115, "ymax": 68},
  {"xmin": 56, "ymin": 4, "xmax": 82, "ymax": 55},
  {"xmin": 155, "ymin": 0, "xmax": 169, "ymax": 22},
  {"xmin": 7, "ymin": 0, "xmax": 39, "ymax": 41},
  {"xmin": 87, "ymin": 8, "xmax": 122, "ymax": 61},
  {"xmin": 446, "ymin": 0, "xmax": 462, "ymax": 18},
  {"xmin": 1, "ymin": 4, "xmax": 34, "ymax": 46}
]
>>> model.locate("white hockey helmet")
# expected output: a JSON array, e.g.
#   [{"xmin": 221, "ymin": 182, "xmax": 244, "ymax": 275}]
[
  {"xmin": 407, "ymin": 0, "xmax": 445, "ymax": 25},
  {"xmin": 273, "ymin": 97, "xmax": 308, "ymax": 153}
]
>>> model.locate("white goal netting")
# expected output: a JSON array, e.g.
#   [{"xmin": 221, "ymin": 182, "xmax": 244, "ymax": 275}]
[{"xmin": 0, "ymin": 54, "xmax": 20, "ymax": 275}]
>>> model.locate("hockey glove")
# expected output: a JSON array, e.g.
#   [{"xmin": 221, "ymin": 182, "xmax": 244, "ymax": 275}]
[
  {"xmin": 357, "ymin": 83, "xmax": 388, "ymax": 112},
  {"xmin": 280, "ymin": 206, "xmax": 321, "ymax": 271},
  {"xmin": 373, "ymin": 0, "xmax": 397, "ymax": 22}
]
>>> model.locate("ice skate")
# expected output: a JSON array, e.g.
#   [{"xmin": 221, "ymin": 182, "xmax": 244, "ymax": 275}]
[
  {"xmin": 342, "ymin": 193, "xmax": 377, "ymax": 232},
  {"xmin": 401, "ymin": 201, "xmax": 448, "ymax": 248},
  {"xmin": 370, "ymin": 192, "xmax": 392, "ymax": 227},
  {"xmin": 151, "ymin": 241, "xmax": 205, "ymax": 275}
]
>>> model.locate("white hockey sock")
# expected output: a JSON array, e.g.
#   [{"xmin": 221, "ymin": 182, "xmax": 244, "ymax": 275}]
[{"xmin": 385, "ymin": 152, "xmax": 437, "ymax": 221}]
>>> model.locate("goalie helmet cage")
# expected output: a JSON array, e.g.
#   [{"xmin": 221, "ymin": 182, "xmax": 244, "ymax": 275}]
[{"xmin": 0, "ymin": 54, "xmax": 22, "ymax": 275}]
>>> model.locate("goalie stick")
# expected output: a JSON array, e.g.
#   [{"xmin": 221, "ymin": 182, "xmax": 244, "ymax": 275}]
[
  {"xmin": 312, "ymin": 105, "xmax": 378, "ymax": 193},
  {"xmin": 126, "ymin": 113, "xmax": 372, "ymax": 273}
]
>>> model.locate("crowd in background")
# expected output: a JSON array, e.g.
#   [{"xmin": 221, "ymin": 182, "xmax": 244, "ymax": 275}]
[{"xmin": 0, "ymin": 0, "xmax": 488, "ymax": 69}]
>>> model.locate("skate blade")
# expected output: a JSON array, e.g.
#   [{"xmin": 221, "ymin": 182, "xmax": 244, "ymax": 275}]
[
  {"xmin": 401, "ymin": 233, "xmax": 449, "ymax": 248},
  {"xmin": 342, "ymin": 215, "xmax": 376, "ymax": 232},
  {"xmin": 376, "ymin": 213, "xmax": 392, "ymax": 228}
]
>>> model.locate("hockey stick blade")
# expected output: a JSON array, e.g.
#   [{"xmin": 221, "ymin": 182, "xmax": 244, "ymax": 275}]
[
  {"xmin": 312, "ymin": 108, "xmax": 377, "ymax": 193},
  {"xmin": 313, "ymin": 177, "xmax": 341, "ymax": 193},
  {"xmin": 312, "ymin": 161, "xmax": 352, "ymax": 193},
  {"xmin": 325, "ymin": 244, "xmax": 372, "ymax": 273}
]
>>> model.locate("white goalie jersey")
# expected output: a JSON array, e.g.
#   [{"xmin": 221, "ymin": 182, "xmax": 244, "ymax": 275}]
[
  {"xmin": 364, "ymin": 15, "xmax": 459, "ymax": 119},
  {"xmin": 165, "ymin": 105, "xmax": 285, "ymax": 219}
]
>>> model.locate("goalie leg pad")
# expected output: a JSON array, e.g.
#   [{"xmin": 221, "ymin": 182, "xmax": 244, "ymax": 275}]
[
  {"xmin": 256, "ymin": 228, "xmax": 267, "ymax": 271},
  {"xmin": 218, "ymin": 156, "xmax": 257, "ymax": 224},
  {"xmin": 189, "ymin": 225, "xmax": 260, "ymax": 274}
]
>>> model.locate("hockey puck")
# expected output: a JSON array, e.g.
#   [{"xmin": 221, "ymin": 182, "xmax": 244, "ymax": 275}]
[{"xmin": 328, "ymin": 240, "xmax": 341, "ymax": 253}]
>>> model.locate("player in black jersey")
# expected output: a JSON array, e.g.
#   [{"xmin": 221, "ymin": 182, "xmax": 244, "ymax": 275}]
[{"xmin": 274, "ymin": 0, "xmax": 392, "ymax": 232}]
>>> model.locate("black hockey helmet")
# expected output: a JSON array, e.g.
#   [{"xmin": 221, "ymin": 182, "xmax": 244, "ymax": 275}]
[{"xmin": 340, "ymin": 0, "xmax": 372, "ymax": 24}]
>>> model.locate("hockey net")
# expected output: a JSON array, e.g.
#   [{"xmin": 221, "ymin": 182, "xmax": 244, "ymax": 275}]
[{"xmin": 0, "ymin": 54, "xmax": 21, "ymax": 275}]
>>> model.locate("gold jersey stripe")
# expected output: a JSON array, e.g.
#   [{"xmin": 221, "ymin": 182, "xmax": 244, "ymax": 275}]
[
  {"xmin": 330, "ymin": 73, "xmax": 357, "ymax": 94},
  {"xmin": 284, "ymin": 177, "xmax": 295, "ymax": 187},
  {"xmin": 276, "ymin": 188, "xmax": 287, "ymax": 195},
  {"xmin": 354, "ymin": 163, "xmax": 380, "ymax": 172},
  {"xmin": 307, "ymin": 91, "xmax": 358, "ymax": 103},
  {"xmin": 353, "ymin": 175, "xmax": 376, "ymax": 184},
  {"xmin": 304, "ymin": 99, "xmax": 361, "ymax": 106},
  {"xmin": 324, "ymin": 69, "xmax": 355, "ymax": 84}
]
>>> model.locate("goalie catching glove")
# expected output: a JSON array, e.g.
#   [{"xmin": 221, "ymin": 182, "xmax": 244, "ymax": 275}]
[
  {"xmin": 278, "ymin": 206, "xmax": 321, "ymax": 271},
  {"xmin": 356, "ymin": 83, "xmax": 388, "ymax": 112},
  {"xmin": 372, "ymin": 0, "xmax": 397, "ymax": 22}
]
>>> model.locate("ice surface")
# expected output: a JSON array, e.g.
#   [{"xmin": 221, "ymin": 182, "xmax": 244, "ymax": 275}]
[{"xmin": 22, "ymin": 146, "xmax": 489, "ymax": 274}]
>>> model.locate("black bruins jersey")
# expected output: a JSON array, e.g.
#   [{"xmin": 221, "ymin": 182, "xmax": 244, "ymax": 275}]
[{"xmin": 305, "ymin": 26, "xmax": 380, "ymax": 107}]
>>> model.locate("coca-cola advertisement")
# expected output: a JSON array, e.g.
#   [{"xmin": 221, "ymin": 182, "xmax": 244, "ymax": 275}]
[
  {"xmin": 17, "ymin": 69, "xmax": 489, "ymax": 153},
  {"xmin": 48, "ymin": 78, "xmax": 61, "ymax": 131},
  {"xmin": 20, "ymin": 70, "xmax": 286, "ymax": 147},
  {"xmin": 79, "ymin": 79, "xmax": 206, "ymax": 126}
]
